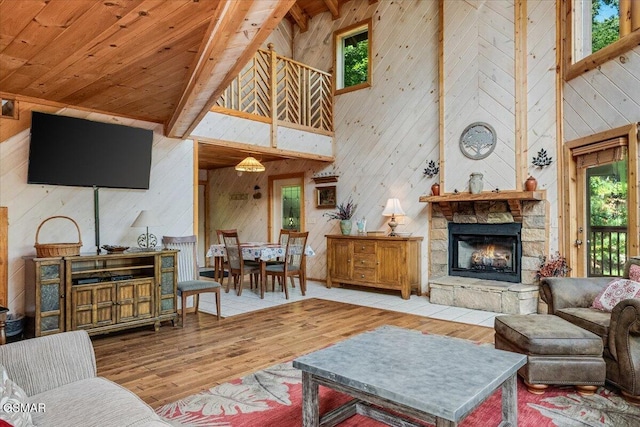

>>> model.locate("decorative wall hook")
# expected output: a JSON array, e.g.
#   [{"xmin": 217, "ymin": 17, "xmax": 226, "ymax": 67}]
[
  {"xmin": 423, "ymin": 160, "xmax": 440, "ymax": 178},
  {"xmin": 532, "ymin": 149, "xmax": 553, "ymax": 168}
]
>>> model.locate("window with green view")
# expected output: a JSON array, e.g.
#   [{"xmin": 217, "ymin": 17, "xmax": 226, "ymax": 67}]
[{"xmin": 334, "ymin": 20, "xmax": 371, "ymax": 93}]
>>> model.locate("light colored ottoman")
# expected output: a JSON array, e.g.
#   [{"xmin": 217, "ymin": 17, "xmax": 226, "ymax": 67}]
[{"xmin": 494, "ymin": 314, "xmax": 606, "ymax": 395}]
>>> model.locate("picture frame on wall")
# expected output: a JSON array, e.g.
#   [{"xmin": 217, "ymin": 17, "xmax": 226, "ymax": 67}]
[{"xmin": 316, "ymin": 186, "xmax": 337, "ymax": 208}]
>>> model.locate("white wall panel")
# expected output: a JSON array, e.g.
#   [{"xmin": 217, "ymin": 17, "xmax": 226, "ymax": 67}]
[
  {"xmin": 564, "ymin": 46, "xmax": 640, "ymax": 138},
  {"xmin": 527, "ymin": 0, "xmax": 558, "ymax": 249},
  {"xmin": 192, "ymin": 112, "xmax": 271, "ymax": 148},
  {"xmin": 208, "ymin": 0, "xmax": 441, "ymax": 289},
  {"xmin": 443, "ymin": 0, "xmax": 516, "ymax": 193},
  {"xmin": 0, "ymin": 107, "xmax": 193, "ymax": 313},
  {"xmin": 277, "ymin": 126, "xmax": 333, "ymax": 157}
]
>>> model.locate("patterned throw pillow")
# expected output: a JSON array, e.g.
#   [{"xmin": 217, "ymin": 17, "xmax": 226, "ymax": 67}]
[
  {"xmin": 0, "ymin": 365, "xmax": 34, "ymax": 427},
  {"xmin": 592, "ymin": 279, "xmax": 640, "ymax": 312},
  {"xmin": 629, "ymin": 264, "xmax": 640, "ymax": 282}
]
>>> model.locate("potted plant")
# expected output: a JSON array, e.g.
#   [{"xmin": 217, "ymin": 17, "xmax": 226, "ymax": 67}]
[
  {"xmin": 324, "ymin": 198, "xmax": 357, "ymax": 235},
  {"xmin": 535, "ymin": 252, "xmax": 571, "ymax": 280}
]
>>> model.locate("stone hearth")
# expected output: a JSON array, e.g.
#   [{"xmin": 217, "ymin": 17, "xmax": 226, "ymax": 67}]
[{"xmin": 429, "ymin": 276, "xmax": 539, "ymax": 314}]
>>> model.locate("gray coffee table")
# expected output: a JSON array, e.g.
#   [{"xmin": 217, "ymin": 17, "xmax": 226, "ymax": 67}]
[{"xmin": 293, "ymin": 325, "xmax": 526, "ymax": 427}]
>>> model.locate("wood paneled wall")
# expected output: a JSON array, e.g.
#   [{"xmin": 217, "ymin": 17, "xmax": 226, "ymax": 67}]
[
  {"xmin": 209, "ymin": 0, "xmax": 441, "ymax": 287},
  {"xmin": 562, "ymin": 45, "xmax": 640, "ymax": 258},
  {"xmin": 526, "ymin": 0, "xmax": 559, "ymax": 249},
  {"xmin": 563, "ymin": 46, "xmax": 640, "ymax": 140},
  {"xmin": 0, "ymin": 106, "xmax": 194, "ymax": 313},
  {"xmin": 0, "ymin": 207, "xmax": 7, "ymax": 307},
  {"xmin": 206, "ymin": 0, "xmax": 562, "ymax": 286},
  {"xmin": 443, "ymin": 0, "xmax": 517, "ymax": 192}
]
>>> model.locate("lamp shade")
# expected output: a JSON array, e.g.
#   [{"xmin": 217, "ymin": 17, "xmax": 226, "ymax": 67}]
[
  {"xmin": 235, "ymin": 156, "xmax": 265, "ymax": 172},
  {"xmin": 382, "ymin": 198, "xmax": 405, "ymax": 216},
  {"xmin": 131, "ymin": 210, "xmax": 162, "ymax": 228}
]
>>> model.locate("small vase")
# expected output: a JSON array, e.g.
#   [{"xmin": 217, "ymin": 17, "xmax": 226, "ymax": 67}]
[
  {"xmin": 339, "ymin": 220, "xmax": 352, "ymax": 235},
  {"xmin": 431, "ymin": 183, "xmax": 440, "ymax": 196},
  {"xmin": 469, "ymin": 173, "xmax": 484, "ymax": 194},
  {"xmin": 525, "ymin": 176, "xmax": 538, "ymax": 191}
]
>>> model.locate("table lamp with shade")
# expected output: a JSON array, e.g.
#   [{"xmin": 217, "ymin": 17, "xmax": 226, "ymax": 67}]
[
  {"xmin": 131, "ymin": 210, "xmax": 162, "ymax": 248},
  {"xmin": 382, "ymin": 198, "xmax": 405, "ymax": 236}
]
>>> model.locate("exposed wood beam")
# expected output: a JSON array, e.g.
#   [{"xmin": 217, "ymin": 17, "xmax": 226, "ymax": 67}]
[
  {"xmin": 197, "ymin": 137, "xmax": 334, "ymax": 163},
  {"xmin": 166, "ymin": 0, "xmax": 296, "ymax": 138},
  {"xmin": 323, "ymin": 0, "xmax": 339, "ymax": 20},
  {"xmin": 288, "ymin": 3, "xmax": 309, "ymax": 32}
]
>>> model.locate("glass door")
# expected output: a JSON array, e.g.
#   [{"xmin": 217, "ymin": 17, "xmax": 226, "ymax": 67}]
[
  {"xmin": 577, "ymin": 156, "xmax": 628, "ymax": 277},
  {"xmin": 269, "ymin": 175, "xmax": 305, "ymax": 242},
  {"xmin": 585, "ymin": 159, "xmax": 628, "ymax": 276}
]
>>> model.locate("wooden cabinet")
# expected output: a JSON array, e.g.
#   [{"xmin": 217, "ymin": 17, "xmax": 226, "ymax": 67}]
[
  {"xmin": 326, "ymin": 235, "xmax": 423, "ymax": 299},
  {"xmin": 25, "ymin": 251, "xmax": 177, "ymax": 337},
  {"xmin": 24, "ymin": 257, "xmax": 65, "ymax": 337}
]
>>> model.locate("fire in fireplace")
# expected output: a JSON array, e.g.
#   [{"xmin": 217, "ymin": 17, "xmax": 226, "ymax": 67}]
[{"xmin": 449, "ymin": 223, "xmax": 522, "ymax": 283}]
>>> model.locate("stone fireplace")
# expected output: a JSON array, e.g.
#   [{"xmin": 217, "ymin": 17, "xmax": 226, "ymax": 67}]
[{"xmin": 421, "ymin": 192, "xmax": 547, "ymax": 314}]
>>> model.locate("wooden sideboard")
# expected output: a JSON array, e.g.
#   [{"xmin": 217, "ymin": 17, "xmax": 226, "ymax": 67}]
[
  {"xmin": 326, "ymin": 235, "xmax": 423, "ymax": 299},
  {"xmin": 24, "ymin": 250, "xmax": 178, "ymax": 337}
]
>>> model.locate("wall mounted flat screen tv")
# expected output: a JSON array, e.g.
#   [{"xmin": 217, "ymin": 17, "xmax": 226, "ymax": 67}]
[{"xmin": 28, "ymin": 112, "xmax": 153, "ymax": 190}]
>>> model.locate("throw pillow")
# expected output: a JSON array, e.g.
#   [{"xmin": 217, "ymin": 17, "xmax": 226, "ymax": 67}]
[
  {"xmin": 0, "ymin": 365, "xmax": 34, "ymax": 427},
  {"xmin": 629, "ymin": 263, "xmax": 640, "ymax": 282},
  {"xmin": 592, "ymin": 278, "xmax": 640, "ymax": 312}
]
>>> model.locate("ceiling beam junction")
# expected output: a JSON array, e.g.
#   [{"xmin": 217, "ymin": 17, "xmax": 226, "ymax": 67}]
[
  {"xmin": 288, "ymin": 3, "xmax": 309, "ymax": 32},
  {"xmin": 323, "ymin": 0, "xmax": 340, "ymax": 20}
]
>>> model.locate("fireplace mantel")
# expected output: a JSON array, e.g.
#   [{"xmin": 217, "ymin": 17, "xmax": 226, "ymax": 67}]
[{"xmin": 419, "ymin": 190, "xmax": 545, "ymax": 221}]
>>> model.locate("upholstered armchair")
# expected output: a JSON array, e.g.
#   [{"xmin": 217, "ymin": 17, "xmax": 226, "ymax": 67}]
[{"xmin": 539, "ymin": 258, "xmax": 640, "ymax": 403}]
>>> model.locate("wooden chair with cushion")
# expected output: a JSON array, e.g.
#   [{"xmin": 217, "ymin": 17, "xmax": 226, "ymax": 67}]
[
  {"xmin": 267, "ymin": 229, "xmax": 292, "ymax": 290},
  {"xmin": 162, "ymin": 235, "xmax": 221, "ymax": 327},
  {"xmin": 265, "ymin": 231, "xmax": 308, "ymax": 299},
  {"xmin": 221, "ymin": 231, "xmax": 261, "ymax": 296}
]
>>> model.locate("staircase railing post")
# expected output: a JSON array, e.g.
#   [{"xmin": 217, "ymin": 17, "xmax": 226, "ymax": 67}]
[{"xmin": 268, "ymin": 43, "xmax": 278, "ymax": 148}]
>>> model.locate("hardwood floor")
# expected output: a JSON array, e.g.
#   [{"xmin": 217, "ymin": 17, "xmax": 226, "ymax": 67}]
[{"xmin": 92, "ymin": 299, "xmax": 495, "ymax": 408}]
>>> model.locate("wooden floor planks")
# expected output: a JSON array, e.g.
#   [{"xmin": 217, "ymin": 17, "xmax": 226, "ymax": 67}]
[{"xmin": 91, "ymin": 299, "xmax": 495, "ymax": 408}]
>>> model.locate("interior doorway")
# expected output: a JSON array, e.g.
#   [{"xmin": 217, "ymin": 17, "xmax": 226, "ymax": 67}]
[
  {"xmin": 197, "ymin": 180, "xmax": 209, "ymax": 267},
  {"xmin": 268, "ymin": 174, "xmax": 305, "ymax": 242}
]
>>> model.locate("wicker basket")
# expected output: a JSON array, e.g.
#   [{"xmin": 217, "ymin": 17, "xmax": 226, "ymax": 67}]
[{"xmin": 34, "ymin": 216, "xmax": 82, "ymax": 257}]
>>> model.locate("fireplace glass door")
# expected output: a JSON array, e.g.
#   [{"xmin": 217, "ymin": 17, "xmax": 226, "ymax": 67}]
[{"xmin": 449, "ymin": 223, "xmax": 522, "ymax": 283}]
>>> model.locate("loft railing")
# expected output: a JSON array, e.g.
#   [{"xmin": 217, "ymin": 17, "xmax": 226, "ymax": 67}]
[
  {"xmin": 215, "ymin": 44, "xmax": 333, "ymax": 136},
  {"xmin": 588, "ymin": 225, "xmax": 627, "ymax": 277}
]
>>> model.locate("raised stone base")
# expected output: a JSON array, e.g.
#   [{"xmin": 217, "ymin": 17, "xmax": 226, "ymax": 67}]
[{"xmin": 429, "ymin": 276, "xmax": 539, "ymax": 314}]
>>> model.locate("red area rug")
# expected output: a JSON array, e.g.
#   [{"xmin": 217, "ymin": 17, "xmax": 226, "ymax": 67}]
[{"xmin": 156, "ymin": 361, "xmax": 640, "ymax": 426}]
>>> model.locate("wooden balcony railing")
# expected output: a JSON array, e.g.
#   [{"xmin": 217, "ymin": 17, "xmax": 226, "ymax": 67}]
[
  {"xmin": 588, "ymin": 225, "xmax": 627, "ymax": 277},
  {"xmin": 215, "ymin": 44, "xmax": 333, "ymax": 136}
]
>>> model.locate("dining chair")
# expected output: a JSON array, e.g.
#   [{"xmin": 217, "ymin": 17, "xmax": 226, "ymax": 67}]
[
  {"xmin": 265, "ymin": 231, "xmax": 308, "ymax": 299},
  {"xmin": 162, "ymin": 235, "xmax": 221, "ymax": 327},
  {"xmin": 215, "ymin": 229, "xmax": 237, "ymax": 287},
  {"xmin": 221, "ymin": 230, "xmax": 261, "ymax": 296},
  {"xmin": 268, "ymin": 229, "xmax": 292, "ymax": 290}
]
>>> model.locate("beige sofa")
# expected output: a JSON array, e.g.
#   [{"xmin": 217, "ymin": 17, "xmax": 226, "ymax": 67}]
[{"xmin": 0, "ymin": 330, "xmax": 169, "ymax": 426}]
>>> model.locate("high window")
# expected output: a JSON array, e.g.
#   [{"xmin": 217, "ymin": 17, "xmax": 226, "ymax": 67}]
[
  {"xmin": 574, "ymin": 0, "xmax": 621, "ymax": 60},
  {"xmin": 566, "ymin": 0, "xmax": 640, "ymax": 79},
  {"xmin": 333, "ymin": 19, "xmax": 372, "ymax": 95}
]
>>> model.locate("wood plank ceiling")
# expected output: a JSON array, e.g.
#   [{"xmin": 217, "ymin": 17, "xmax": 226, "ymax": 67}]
[{"xmin": 0, "ymin": 0, "xmax": 354, "ymax": 170}]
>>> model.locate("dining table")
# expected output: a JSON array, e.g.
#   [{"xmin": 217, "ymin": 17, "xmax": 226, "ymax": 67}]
[{"xmin": 206, "ymin": 242, "xmax": 315, "ymax": 298}]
